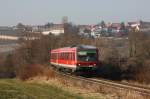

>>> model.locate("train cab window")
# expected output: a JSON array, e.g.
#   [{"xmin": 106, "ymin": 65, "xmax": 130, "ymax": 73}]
[{"xmin": 77, "ymin": 50, "xmax": 97, "ymax": 62}]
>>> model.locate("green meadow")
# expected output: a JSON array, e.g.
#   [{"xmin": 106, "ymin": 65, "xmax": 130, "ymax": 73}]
[{"xmin": 0, "ymin": 79, "xmax": 83, "ymax": 99}]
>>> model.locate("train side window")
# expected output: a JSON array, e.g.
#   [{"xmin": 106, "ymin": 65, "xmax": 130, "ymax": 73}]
[
  {"xmin": 51, "ymin": 53, "xmax": 52, "ymax": 59},
  {"xmin": 58, "ymin": 53, "xmax": 59, "ymax": 59},
  {"xmin": 72, "ymin": 53, "xmax": 74, "ymax": 60},
  {"xmin": 68, "ymin": 53, "xmax": 70, "ymax": 60},
  {"xmin": 61, "ymin": 53, "xmax": 62, "ymax": 60},
  {"xmin": 62, "ymin": 53, "xmax": 64, "ymax": 60},
  {"xmin": 53, "ymin": 53, "xmax": 54, "ymax": 59},
  {"xmin": 64, "ymin": 53, "xmax": 66, "ymax": 60},
  {"xmin": 70, "ymin": 53, "xmax": 72, "ymax": 60},
  {"xmin": 69, "ymin": 52, "xmax": 72, "ymax": 60},
  {"xmin": 51, "ymin": 54, "xmax": 52, "ymax": 59},
  {"xmin": 73, "ymin": 53, "xmax": 75, "ymax": 60},
  {"xmin": 55, "ymin": 53, "xmax": 56, "ymax": 60},
  {"xmin": 53, "ymin": 54, "xmax": 54, "ymax": 60},
  {"xmin": 52, "ymin": 54, "xmax": 54, "ymax": 59},
  {"xmin": 67, "ymin": 53, "xmax": 68, "ymax": 60},
  {"xmin": 69, "ymin": 53, "xmax": 70, "ymax": 60},
  {"xmin": 68, "ymin": 53, "xmax": 69, "ymax": 60},
  {"xmin": 72, "ymin": 53, "xmax": 73, "ymax": 60},
  {"xmin": 66, "ymin": 53, "xmax": 68, "ymax": 60},
  {"xmin": 56, "ymin": 53, "xmax": 58, "ymax": 60},
  {"xmin": 55, "ymin": 53, "xmax": 57, "ymax": 60},
  {"xmin": 60, "ymin": 53, "xmax": 62, "ymax": 59}
]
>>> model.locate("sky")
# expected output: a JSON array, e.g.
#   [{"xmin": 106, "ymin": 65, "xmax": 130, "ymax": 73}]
[{"xmin": 0, "ymin": 0, "xmax": 150, "ymax": 26}]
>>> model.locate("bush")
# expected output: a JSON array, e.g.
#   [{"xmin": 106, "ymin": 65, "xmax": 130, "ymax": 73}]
[
  {"xmin": 136, "ymin": 60, "xmax": 150, "ymax": 83},
  {"xmin": 0, "ymin": 54, "xmax": 15, "ymax": 78},
  {"xmin": 18, "ymin": 64, "xmax": 44, "ymax": 81},
  {"xmin": 97, "ymin": 62, "xmax": 122, "ymax": 80},
  {"xmin": 43, "ymin": 67, "xmax": 56, "ymax": 80},
  {"xmin": 123, "ymin": 58, "xmax": 150, "ymax": 83}
]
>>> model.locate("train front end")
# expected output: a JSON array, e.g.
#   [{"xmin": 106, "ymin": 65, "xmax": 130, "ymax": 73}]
[{"xmin": 76, "ymin": 45, "xmax": 99, "ymax": 71}]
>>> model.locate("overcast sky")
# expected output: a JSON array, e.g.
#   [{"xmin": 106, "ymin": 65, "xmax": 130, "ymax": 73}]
[{"xmin": 0, "ymin": 0, "xmax": 150, "ymax": 26}]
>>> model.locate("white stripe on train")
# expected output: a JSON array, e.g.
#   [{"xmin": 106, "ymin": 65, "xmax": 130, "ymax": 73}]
[{"xmin": 51, "ymin": 62, "xmax": 77, "ymax": 69}]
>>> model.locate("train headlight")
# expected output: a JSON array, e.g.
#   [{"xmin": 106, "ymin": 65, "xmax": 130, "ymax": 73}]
[
  {"xmin": 77, "ymin": 64, "xmax": 81, "ymax": 66},
  {"xmin": 93, "ymin": 64, "xmax": 96, "ymax": 66}
]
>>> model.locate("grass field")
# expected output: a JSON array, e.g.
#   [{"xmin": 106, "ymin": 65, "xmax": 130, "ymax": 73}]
[{"xmin": 0, "ymin": 79, "xmax": 83, "ymax": 99}]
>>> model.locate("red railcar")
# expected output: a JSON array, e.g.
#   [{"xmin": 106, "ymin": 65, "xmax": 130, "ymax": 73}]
[{"xmin": 50, "ymin": 45, "xmax": 99, "ymax": 72}]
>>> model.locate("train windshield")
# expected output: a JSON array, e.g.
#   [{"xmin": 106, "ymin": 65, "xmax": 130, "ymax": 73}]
[{"xmin": 77, "ymin": 50, "xmax": 97, "ymax": 62}]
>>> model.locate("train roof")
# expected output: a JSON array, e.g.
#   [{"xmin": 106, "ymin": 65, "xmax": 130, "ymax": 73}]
[
  {"xmin": 51, "ymin": 45, "xmax": 97, "ymax": 53},
  {"xmin": 75, "ymin": 45, "xmax": 97, "ymax": 49}
]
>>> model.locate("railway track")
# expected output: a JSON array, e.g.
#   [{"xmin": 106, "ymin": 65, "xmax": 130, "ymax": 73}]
[
  {"xmin": 88, "ymin": 78, "xmax": 150, "ymax": 96},
  {"xmin": 54, "ymin": 70, "xmax": 150, "ymax": 98}
]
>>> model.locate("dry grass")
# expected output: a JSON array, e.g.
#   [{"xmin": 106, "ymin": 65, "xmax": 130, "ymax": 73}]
[
  {"xmin": 18, "ymin": 64, "xmax": 44, "ymax": 81},
  {"xmin": 124, "ymin": 91, "xmax": 146, "ymax": 99},
  {"xmin": 42, "ymin": 67, "xmax": 56, "ymax": 80},
  {"xmin": 27, "ymin": 72, "xmax": 118, "ymax": 99},
  {"xmin": 24, "ymin": 65, "xmax": 149, "ymax": 99}
]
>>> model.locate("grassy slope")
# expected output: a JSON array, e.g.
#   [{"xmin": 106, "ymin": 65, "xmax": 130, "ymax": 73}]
[{"xmin": 0, "ymin": 79, "xmax": 83, "ymax": 99}]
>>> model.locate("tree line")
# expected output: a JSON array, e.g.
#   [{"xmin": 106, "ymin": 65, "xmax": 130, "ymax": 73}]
[{"xmin": 0, "ymin": 24, "xmax": 150, "ymax": 83}]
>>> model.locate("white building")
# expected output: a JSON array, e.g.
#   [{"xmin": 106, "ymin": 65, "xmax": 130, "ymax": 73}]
[{"xmin": 42, "ymin": 24, "xmax": 64, "ymax": 35}]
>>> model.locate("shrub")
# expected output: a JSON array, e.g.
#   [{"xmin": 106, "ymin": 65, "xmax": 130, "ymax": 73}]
[
  {"xmin": 43, "ymin": 67, "xmax": 56, "ymax": 80},
  {"xmin": 18, "ymin": 64, "xmax": 44, "ymax": 81},
  {"xmin": 136, "ymin": 60, "xmax": 150, "ymax": 83},
  {"xmin": 0, "ymin": 54, "xmax": 16, "ymax": 78}
]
